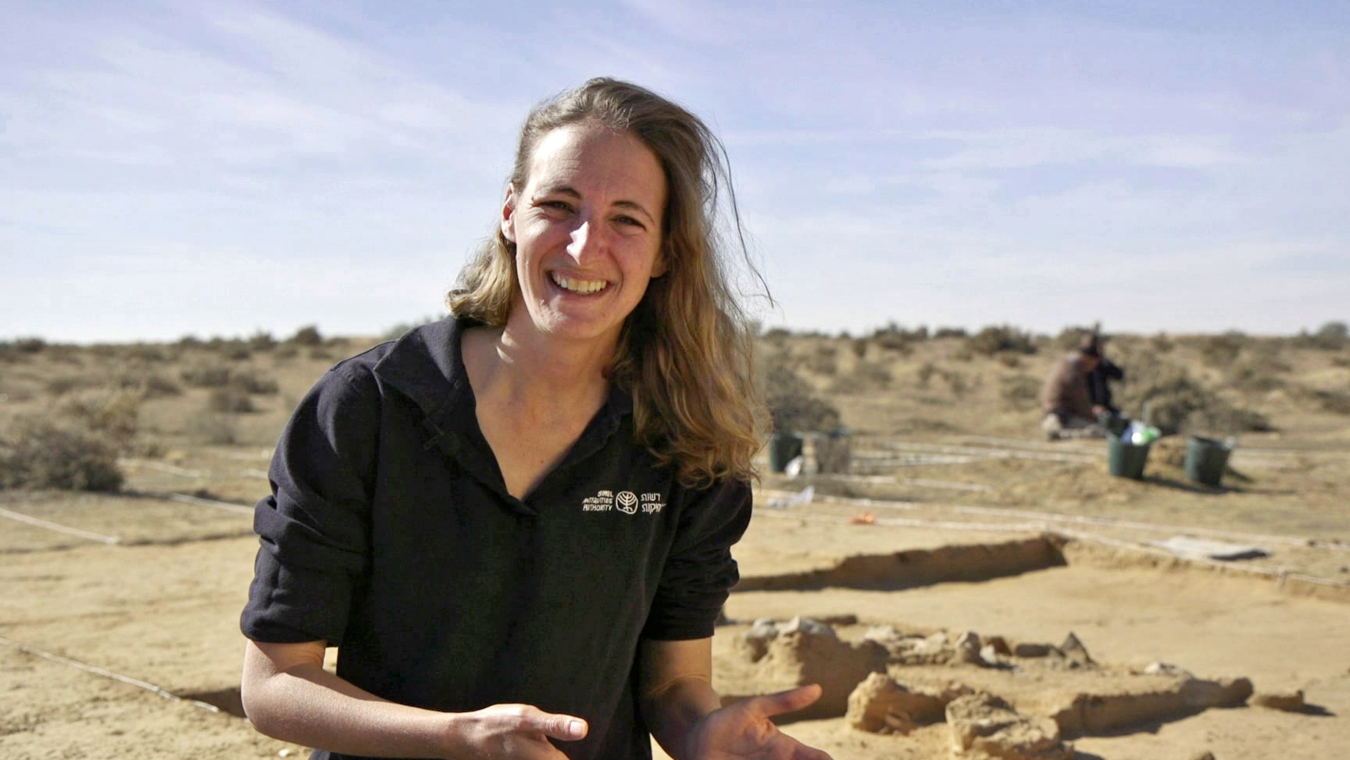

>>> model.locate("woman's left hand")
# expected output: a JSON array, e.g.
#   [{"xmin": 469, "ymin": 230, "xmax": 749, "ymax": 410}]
[{"xmin": 684, "ymin": 684, "xmax": 834, "ymax": 760}]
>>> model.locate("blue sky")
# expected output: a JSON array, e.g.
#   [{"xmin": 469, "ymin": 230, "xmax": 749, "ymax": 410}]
[{"xmin": 2, "ymin": 0, "xmax": 1347, "ymax": 343}]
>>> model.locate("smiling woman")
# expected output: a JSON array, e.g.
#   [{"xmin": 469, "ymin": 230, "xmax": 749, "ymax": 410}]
[{"xmin": 239, "ymin": 78, "xmax": 833, "ymax": 760}]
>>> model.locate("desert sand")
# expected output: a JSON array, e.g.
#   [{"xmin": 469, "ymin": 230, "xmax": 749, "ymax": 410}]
[{"xmin": 1, "ymin": 327, "xmax": 1347, "ymax": 759}]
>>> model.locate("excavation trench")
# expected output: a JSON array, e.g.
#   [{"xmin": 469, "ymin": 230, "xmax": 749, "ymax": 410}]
[{"xmin": 733, "ymin": 535, "xmax": 1068, "ymax": 592}]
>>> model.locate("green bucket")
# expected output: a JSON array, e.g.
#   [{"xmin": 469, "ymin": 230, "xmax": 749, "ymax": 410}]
[
  {"xmin": 768, "ymin": 433, "xmax": 804, "ymax": 473},
  {"xmin": 1107, "ymin": 434, "xmax": 1151, "ymax": 480},
  {"xmin": 1184, "ymin": 435, "xmax": 1234, "ymax": 487}
]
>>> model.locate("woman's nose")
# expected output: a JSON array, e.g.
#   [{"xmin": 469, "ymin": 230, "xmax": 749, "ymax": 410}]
[{"xmin": 567, "ymin": 219, "xmax": 602, "ymax": 260}]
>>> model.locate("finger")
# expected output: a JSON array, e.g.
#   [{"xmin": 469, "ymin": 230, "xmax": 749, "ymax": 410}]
[
  {"xmin": 750, "ymin": 683, "xmax": 823, "ymax": 717},
  {"xmin": 529, "ymin": 711, "xmax": 588, "ymax": 742}
]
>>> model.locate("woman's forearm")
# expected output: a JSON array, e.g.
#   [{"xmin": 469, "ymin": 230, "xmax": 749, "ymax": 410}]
[{"xmin": 242, "ymin": 641, "xmax": 455, "ymax": 758}]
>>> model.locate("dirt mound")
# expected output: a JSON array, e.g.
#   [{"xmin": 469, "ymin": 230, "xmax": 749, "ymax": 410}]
[{"xmin": 719, "ymin": 618, "xmax": 1259, "ymax": 758}]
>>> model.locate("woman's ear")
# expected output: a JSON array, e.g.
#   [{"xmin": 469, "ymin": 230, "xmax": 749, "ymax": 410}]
[
  {"xmin": 501, "ymin": 183, "xmax": 518, "ymax": 243},
  {"xmin": 651, "ymin": 246, "xmax": 669, "ymax": 278}
]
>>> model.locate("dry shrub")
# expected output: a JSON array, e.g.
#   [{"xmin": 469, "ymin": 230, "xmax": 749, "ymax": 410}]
[
  {"xmin": 229, "ymin": 368, "xmax": 279, "ymax": 395},
  {"xmin": 1294, "ymin": 321, "xmax": 1349, "ymax": 351},
  {"xmin": 208, "ymin": 387, "xmax": 255, "ymax": 413},
  {"xmin": 828, "ymin": 361, "xmax": 891, "ymax": 394},
  {"xmin": 850, "ymin": 338, "xmax": 868, "ymax": 359},
  {"xmin": 1150, "ymin": 333, "xmax": 1175, "ymax": 353},
  {"xmin": 289, "ymin": 325, "xmax": 324, "ymax": 346},
  {"xmin": 186, "ymin": 412, "xmax": 238, "ymax": 444},
  {"xmin": 0, "ymin": 391, "xmax": 139, "ymax": 492},
  {"xmin": 762, "ymin": 357, "xmax": 841, "ymax": 433},
  {"xmin": 933, "ymin": 327, "xmax": 967, "ymax": 339},
  {"xmin": 942, "ymin": 369, "xmax": 971, "ymax": 398},
  {"xmin": 113, "ymin": 368, "xmax": 182, "ymax": 398},
  {"xmin": 59, "ymin": 389, "xmax": 143, "ymax": 451},
  {"xmin": 804, "ymin": 344, "xmax": 840, "ymax": 375},
  {"xmin": 997, "ymin": 353, "xmax": 1022, "ymax": 368},
  {"xmin": 1054, "ymin": 326, "xmax": 1095, "ymax": 351},
  {"xmin": 916, "ymin": 362, "xmax": 937, "ymax": 388},
  {"xmin": 205, "ymin": 338, "xmax": 253, "ymax": 361},
  {"xmin": 871, "ymin": 331, "xmax": 913, "ymax": 355},
  {"xmin": 1227, "ymin": 350, "xmax": 1291, "ymax": 394},
  {"xmin": 248, "ymin": 331, "xmax": 277, "ymax": 351},
  {"xmin": 1197, "ymin": 331, "xmax": 1248, "ymax": 368},
  {"xmin": 46, "ymin": 375, "xmax": 98, "ymax": 396},
  {"xmin": 10, "ymin": 337, "xmax": 47, "ymax": 354},
  {"xmin": 1114, "ymin": 347, "xmax": 1271, "ymax": 435},
  {"xmin": 181, "ymin": 361, "xmax": 234, "ymax": 388},
  {"xmin": 0, "ymin": 418, "xmax": 123, "ymax": 492},
  {"xmin": 1000, "ymin": 375, "xmax": 1041, "ymax": 410},
  {"xmin": 181, "ymin": 362, "xmax": 277, "ymax": 395},
  {"xmin": 1303, "ymin": 388, "xmax": 1350, "ymax": 415},
  {"xmin": 965, "ymin": 325, "xmax": 1037, "ymax": 357}
]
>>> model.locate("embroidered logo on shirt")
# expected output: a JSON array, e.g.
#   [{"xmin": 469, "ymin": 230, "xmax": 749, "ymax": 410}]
[{"xmin": 581, "ymin": 489, "xmax": 666, "ymax": 514}]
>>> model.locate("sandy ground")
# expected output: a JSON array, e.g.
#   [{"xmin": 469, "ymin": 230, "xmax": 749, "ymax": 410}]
[
  {"xmin": 2, "ymin": 333, "xmax": 1349, "ymax": 759},
  {"xmin": 2, "ymin": 433, "xmax": 1348, "ymax": 759}
]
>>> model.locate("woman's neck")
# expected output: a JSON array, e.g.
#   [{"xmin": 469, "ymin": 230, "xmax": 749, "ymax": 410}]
[{"xmin": 463, "ymin": 324, "xmax": 613, "ymax": 420}]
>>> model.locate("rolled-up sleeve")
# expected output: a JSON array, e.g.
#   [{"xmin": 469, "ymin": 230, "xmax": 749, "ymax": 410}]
[
  {"xmin": 241, "ymin": 366, "xmax": 380, "ymax": 646},
  {"xmin": 642, "ymin": 478, "xmax": 753, "ymax": 641}
]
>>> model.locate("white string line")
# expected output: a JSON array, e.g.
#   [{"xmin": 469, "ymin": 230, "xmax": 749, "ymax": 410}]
[
  {"xmin": 808, "ymin": 474, "xmax": 993, "ymax": 492},
  {"xmin": 0, "ymin": 507, "xmax": 119, "ymax": 544},
  {"xmin": 0, "ymin": 635, "xmax": 220, "ymax": 713},
  {"xmin": 118, "ymin": 458, "xmax": 202, "ymax": 477},
  {"xmin": 757, "ymin": 490, "xmax": 1345, "ymax": 551},
  {"xmin": 749, "ymin": 512, "xmax": 1349, "ymax": 591},
  {"xmin": 165, "ymin": 492, "xmax": 253, "ymax": 515}
]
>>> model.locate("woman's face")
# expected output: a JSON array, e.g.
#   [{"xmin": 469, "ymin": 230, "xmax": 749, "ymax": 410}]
[{"xmin": 502, "ymin": 121, "xmax": 667, "ymax": 353}]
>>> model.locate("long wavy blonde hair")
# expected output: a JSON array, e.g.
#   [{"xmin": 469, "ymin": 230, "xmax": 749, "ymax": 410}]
[{"xmin": 446, "ymin": 78, "xmax": 767, "ymax": 488}]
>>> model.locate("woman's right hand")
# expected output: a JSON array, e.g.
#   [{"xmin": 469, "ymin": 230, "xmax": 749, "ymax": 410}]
[
  {"xmin": 243, "ymin": 640, "xmax": 587, "ymax": 759},
  {"xmin": 447, "ymin": 704, "xmax": 588, "ymax": 759}
]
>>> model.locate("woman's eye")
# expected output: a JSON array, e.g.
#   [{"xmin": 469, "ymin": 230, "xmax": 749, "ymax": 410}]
[
  {"xmin": 615, "ymin": 215, "xmax": 645, "ymax": 229},
  {"xmin": 541, "ymin": 200, "xmax": 572, "ymax": 213}
]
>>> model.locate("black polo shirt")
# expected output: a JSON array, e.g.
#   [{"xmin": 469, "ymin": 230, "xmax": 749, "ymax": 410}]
[{"xmin": 241, "ymin": 316, "xmax": 752, "ymax": 760}]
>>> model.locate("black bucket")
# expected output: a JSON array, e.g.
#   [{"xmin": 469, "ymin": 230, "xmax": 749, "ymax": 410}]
[
  {"xmin": 1184, "ymin": 435, "xmax": 1234, "ymax": 487},
  {"xmin": 768, "ymin": 433, "xmax": 804, "ymax": 473},
  {"xmin": 1107, "ymin": 433, "xmax": 1151, "ymax": 480}
]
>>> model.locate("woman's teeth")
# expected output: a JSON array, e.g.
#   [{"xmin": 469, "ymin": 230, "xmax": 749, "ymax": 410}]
[{"xmin": 551, "ymin": 273, "xmax": 608, "ymax": 294}]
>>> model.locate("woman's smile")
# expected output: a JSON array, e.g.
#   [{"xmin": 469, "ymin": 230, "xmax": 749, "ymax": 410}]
[
  {"xmin": 501, "ymin": 120, "xmax": 668, "ymax": 350},
  {"xmin": 549, "ymin": 271, "xmax": 609, "ymax": 295}
]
